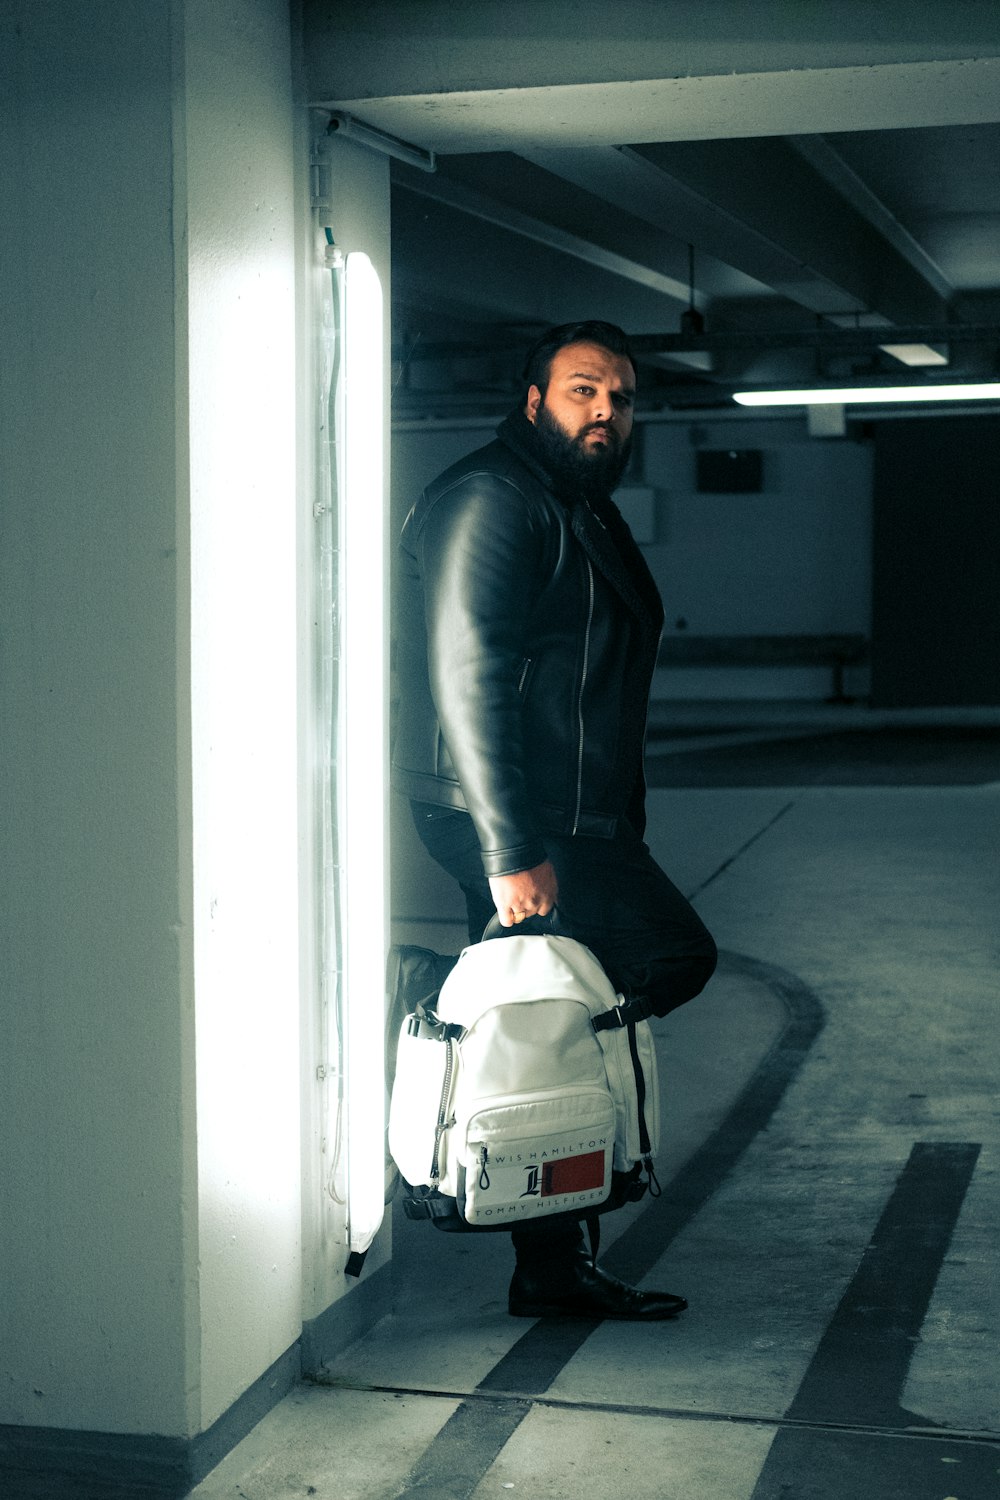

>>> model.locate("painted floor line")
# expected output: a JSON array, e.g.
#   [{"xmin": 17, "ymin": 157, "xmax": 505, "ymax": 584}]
[
  {"xmin": 748, "ymin": 1425, "xmax": 1000, "ymax": 1500},
  {"xmin": 785, "ymin": 1140, "xmax": 982, "ymax": 1430},
  {"xmin": 749, "ymin": 1140, "xmax": 985, "ymax": 1500}
]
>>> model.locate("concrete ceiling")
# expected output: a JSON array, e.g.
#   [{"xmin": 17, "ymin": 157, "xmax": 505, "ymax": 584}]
[{"xmin": 305, "ymin": 0, "xmax": 1000, "ymax": 414}]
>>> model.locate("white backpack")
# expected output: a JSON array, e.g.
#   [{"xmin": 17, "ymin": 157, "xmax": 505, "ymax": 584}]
[{"xmin": 388, "ymin": 927, "xmax": 660, "ymax": 1231}]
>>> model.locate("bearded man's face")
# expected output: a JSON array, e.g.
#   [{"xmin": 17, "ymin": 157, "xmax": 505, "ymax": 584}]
[{"xmin": 526, "ymin": 341, "xmax": 635, "ymax": 495}]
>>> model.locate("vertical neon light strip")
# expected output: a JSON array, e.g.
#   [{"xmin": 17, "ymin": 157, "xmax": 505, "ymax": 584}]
[{"xmin": 339, "ymin": 251, "xmax": 387, "ymax": 1258}]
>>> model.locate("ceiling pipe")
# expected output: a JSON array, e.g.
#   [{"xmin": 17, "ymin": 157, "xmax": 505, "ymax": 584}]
[
  {"xmin": 392, "ymin": 323, "xmax": 1000, "ymax": 363},
  {"xmin": 628, "ymin": 323, "xmax": 1000, "ymax": 355}
]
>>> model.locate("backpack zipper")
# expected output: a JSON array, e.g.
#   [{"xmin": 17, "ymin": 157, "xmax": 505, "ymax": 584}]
[
  {"xmin": 429, "ymin": 1037, "xmax": 455, "ymax": 1186},
  {"xmin": 626, "ymin": 1020, "xmax": 661, "ymax": 1196},
  {"xmin": 572, "ymin": 558, "xmax": 595, "ymax": 834}
]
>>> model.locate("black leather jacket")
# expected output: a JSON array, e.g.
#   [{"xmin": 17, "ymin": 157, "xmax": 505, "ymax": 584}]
[{"xmin": 391, "ymin": 409, "xmax": 664, "ymax": 878}]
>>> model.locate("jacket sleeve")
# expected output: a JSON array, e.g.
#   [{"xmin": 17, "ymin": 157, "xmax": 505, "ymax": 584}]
[{"xmin": 412, "ymin": 472, "xmax": 550, "ymax": 878}]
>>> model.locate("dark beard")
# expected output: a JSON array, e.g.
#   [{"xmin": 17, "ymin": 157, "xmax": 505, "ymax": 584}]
[{"xmin": 531, "ymin": 402, "xmax": 632, "ymax": 501}]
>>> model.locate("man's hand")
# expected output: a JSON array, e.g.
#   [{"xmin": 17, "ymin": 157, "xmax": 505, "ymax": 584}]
[{"xmin": 489, "ymin": 860, "xmax": 559, "ymax": 928}]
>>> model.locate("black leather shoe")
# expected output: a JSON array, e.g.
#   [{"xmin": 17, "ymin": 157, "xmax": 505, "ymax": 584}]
[
  {"xmin": 508, "ymin": 1255, "xmax": 687, "ymax": 1321},
  {"xmin": 385, "ymin": 944, "xmax": 456, "ymax": 1019}
]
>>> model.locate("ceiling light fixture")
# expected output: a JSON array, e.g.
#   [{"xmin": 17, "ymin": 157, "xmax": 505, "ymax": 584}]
[
  {"xmin": 733, "ymin": 383, "xmax": 1000, "ymax": 407},
  {"xmin": 878, "ymin": 342, "xmax": 949, "ymax": 368}
]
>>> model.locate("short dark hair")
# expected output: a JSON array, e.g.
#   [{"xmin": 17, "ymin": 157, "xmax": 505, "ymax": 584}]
[{"xmin": 521, "ymin": 320, "xmax": 636, "ymax": 398}]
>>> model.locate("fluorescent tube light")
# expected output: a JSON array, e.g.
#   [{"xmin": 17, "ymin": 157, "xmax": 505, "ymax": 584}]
[
  {"xmin": 338, "ymin": 250, "xmax": 388, "ymax": 1263},
  {"xmin": 733, "ymin": 383, "xmax": 1000, "ymax": 407}
]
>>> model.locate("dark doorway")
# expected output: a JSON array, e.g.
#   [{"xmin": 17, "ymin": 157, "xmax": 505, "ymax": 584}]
[{"xmin": 870, "ymin": 416, "xmax": 1000, "ymax": 708}]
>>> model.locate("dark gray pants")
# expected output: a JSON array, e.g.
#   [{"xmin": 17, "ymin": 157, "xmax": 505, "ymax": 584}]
[{"xmin": 411, "ymin": 802, "xmax": 717, "ymax": 1017}]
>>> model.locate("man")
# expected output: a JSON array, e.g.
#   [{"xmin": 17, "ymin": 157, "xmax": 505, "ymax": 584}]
[{"xmin": 390, "ymin": 320, "xmax": 717, "ymax": 1320}]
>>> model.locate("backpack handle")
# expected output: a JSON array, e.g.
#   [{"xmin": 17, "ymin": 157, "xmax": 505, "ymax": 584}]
[{"xmin": 480, "ymin": 908, "xmax": 569, "ymax": 942}]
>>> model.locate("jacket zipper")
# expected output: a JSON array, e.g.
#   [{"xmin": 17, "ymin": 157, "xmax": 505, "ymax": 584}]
[{"xmin": 572, "ymin": 558, "xmax": 595, "ymax": 834}]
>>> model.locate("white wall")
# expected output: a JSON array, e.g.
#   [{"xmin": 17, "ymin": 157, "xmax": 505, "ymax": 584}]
[
  {"xmin": 392, "ymin": 413, "xmax": 874, "ymax": 701},
  {"xmin": 181, "ymin": 0, "xmax": 302, "ymax": 1433},
  {"xmin": 0, "ymin": 0, "xmax": 195, "ymax": 1437},
  {"xmin": 0, "ymin": 0, "xmax": 305, "ymax": 1445},
  {"xmin": 643, "ymin": 415, "xmax": 873, "ymax": 699}
]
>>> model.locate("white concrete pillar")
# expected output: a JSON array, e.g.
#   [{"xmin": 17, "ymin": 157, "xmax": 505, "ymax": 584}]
[{"xmin": 0, "ymin": 0, "xmax": 306, "ymax": 1466}]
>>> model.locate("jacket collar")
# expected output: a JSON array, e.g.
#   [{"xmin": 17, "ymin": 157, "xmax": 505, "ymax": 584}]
[{"xmin": 496, "ymin": 407, "xmax": 661, "ymax": 630}]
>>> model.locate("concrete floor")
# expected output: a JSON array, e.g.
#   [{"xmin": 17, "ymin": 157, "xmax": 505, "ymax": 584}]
[{"xmin": 192, "ymin": 706, "xmax": 1000, "ymax": 1500}]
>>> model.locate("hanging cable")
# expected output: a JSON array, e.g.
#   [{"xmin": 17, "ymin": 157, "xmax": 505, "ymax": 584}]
[
  {"xmin": 317, "ymin": 226, "xmax": 347, "ymax": 1207},
  {"xmin": 681, "ymin": 244, "xmax": 705, "ymax": 336}
]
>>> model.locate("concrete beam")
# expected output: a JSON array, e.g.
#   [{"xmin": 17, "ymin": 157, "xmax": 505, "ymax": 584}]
[
  {"xmin": 521, "ymin": 143, "xmax": 950, "ymax": 324},
  {"xmin": 628, "ymin": 138, "xmax": 952, "ymax": 325},
  {"xmin": 389, "ymin": 187, "xmax": 698, "ymax": 349},
  {"xmin": 305, "ymin": 0, "xmax": 1000, "ymax": 103},
  {"xmin": 312, "ymin": 57, "xmax": 1000, "ymax": 155},
  {"xmin": 394, "ymin": 155, "xmax": 766, "ymax": 309},
  {"xmin": 789, "ymin": 135, "xmax": 954, "ymax": 301},
  {"xmin": 519, "ymin": 145, "xmax": 864, "ymax": 319},
  {"xmin": 393, "ymin": 159, "xmax": 693, "ymax": 307}
]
